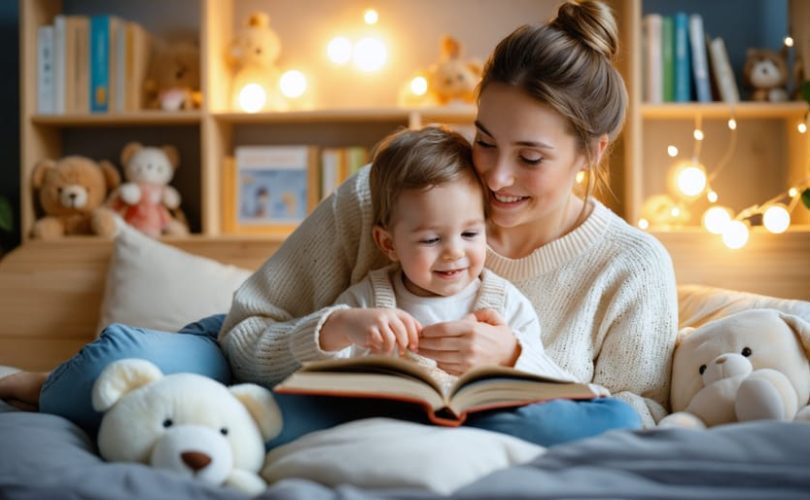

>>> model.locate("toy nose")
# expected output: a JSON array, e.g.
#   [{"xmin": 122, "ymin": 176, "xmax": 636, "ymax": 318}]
[{"xmin": 181, "ymin": 451, "xmax": 212, "ymax": 471}]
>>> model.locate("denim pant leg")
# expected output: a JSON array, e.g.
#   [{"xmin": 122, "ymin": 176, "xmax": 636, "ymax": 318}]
[
  {"xmin": 39, "ymin": 315, "xmax": 230, "ymax": 436},
  {"xmin": 464, "ymin": 398, "xmax": 642, "ymax": 447}
]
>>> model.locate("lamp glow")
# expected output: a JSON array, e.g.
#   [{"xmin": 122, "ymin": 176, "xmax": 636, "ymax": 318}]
[
  {"xmin": 667, "ymin": 145, "xmax": 679, "ymax": 157},
  {"xmin": 279, "ymin": 70, "xmax": 307, "ymax": 98},
  {"xmin": 327, "ymin": 36, "xmax": 353, "ymax": 65},
  {"xmin": 693, "ymin": 129, "xmax": 704, "ymax": 141},
  {"xmin": 675, "ymin": 164, "xmax": 707, "ymax": 198},
  {"xmin": 638, "ymin": 218, "xmax": 649, "ymax": 230},
  {"xmin": 799, "ymin": 122, "xmax": 808, "ymax": 134},
  {"xmin": 576, "ymin": 171, "xmax": 586, "ymax": 184},
  {"xmin": 789, "ymin": 187, "xmax": 799, "ymax": 198},
  {"xmin": 722, "ymin": 220, "xmax": 749, "ymax": 249},
  {"xmin": 238, "ymin": 83, "xmax": 266, "ymax": 113},
  {"xmin": 762, "ymin": 203, "xmax": 791, "ymax": 233},
  {"xmin": 353, "ymin": 36, "xmax": 387, "ymax": 72},
  {"xmin": 707, "ymin": 190, "xmax": 718, "ymax": 203},
  {"xmin": 363, "ymin": 9, "xmax": 379, "ymax": 25},
  {"xmin": 410, "ymin": 76, "xmax": 428, "ymax": 96},
  {"xmin": 728, "ymin": 118, "xmax": 737, "ymax": 130},
  {"xmin": 702, "ymin": 206, "xmax": 733, "ymax": 234},
  {"xmin": 784, "ymin": 36, "xmax": 794, "ymax": 47}
]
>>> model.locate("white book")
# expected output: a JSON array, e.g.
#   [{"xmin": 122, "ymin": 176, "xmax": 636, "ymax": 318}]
[
  {"xmin": 36, "ymin": 25, "xmax": 55, "ymax": 114},
  {"xmin": 708, "ymin": 37, "xmax": 739, "ymax": 103},
  {"xmin": 688, "ymin": 14, "xmax": 712, "ymax": 102},
  {"xmin": 113, "ymin": 20, "xmax": 127, "ymax": 112},
  {"xmin": 53, "ymin": 16, "xmax": 66, "ymax": 114},
  {"xmin": 320, "ymin": 147, "xmax": 344, "ymax": 200},
  {"xmin": 642, "ymin": 14, "xmax": 663, "ymax": 104}
]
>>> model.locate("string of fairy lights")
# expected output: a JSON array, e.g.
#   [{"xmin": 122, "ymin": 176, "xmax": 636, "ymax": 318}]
[{"xmin": 638, "ymin": 36, "xmax": 810, "ymax": 250}]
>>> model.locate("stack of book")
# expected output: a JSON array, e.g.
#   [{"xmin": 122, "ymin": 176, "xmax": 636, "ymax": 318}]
[
  {"xmin": 36, "ymin": 14, "xmax": 152, "ymax": 114},
  {"xmin": 642, "ymin": 12, "xmax": 739, "ymax": 104}
]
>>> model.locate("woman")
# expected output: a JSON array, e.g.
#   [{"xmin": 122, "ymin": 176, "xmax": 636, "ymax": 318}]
[{"xmin": 1, "ymin": 0, "xmax": 676, "ymax": 445}]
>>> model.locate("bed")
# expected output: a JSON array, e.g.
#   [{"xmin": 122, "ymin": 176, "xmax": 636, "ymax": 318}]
[{"xmin": 1, "ymin": 224, "xmax": 810, "ymax": 499}]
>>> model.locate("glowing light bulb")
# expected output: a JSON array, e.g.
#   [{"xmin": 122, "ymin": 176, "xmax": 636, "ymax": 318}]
[
  {"xmin": 799, "ymin": 122, "xmax": 808, "ymax": 134},
  {"xmin": 762, "ymin": 203, "xmax": 791, "ymax": 233},
  {"xmin": 327, "ymin": 36, "xmax": 353, "ymax": 65},
  {"xmin": 363, "ymin": 8, "xmax": 379, "ymax": 25},
  {"xmin": 693, "ymin": 129, "xmax": 704, "ymax": 141},
  {"xmin": 702, "ymin": 206, "xmax": 733, "ymax": 234},
  {"xmin": 784, "ymin": 36, "xmax": 794, "ymax": 47},
  {"xmin": 667, "ymin": 145, "xmax": 679, "ymax": 157},
  {"xmin": 675, "ymin": 164, "xmax": 707, "ymax": 198},
  {"xmin": 238, "ymin": 83, "xmax": 266, "ymax": 113},
  {"xmin": 638, "ymin": 218, "xmax": 649, "ymax": 230},
  {"xmin": 353, "ymin": 36, "xmax": 387, "ymax": 72},
  {"xmin": 722, "ymin": 220, "xmax": 749, "ymax": 249},
  {"xmin": 279, "ymin": 70, "xmax": 307, "ymax": 99},
  {"xmin": 707, "ymin": 190, "xmax": 718, "ymax": 203},
  {"xmin": 410, "ymin": 76, "xmax": 428, "ymax": 96},
  {"xmin": 728, "ymin": 118, "xmax": 737, "ymax": 130}
]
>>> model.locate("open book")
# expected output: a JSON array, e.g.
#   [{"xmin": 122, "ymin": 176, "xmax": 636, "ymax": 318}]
[{"xmin": 274, "ymin": 356, "xmax": 599, "ymax": 426}]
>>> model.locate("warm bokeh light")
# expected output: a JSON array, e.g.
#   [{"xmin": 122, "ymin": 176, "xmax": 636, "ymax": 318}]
[
  {"xmin": 673, "ymin": 163, "xmax": 707, "ymax": 198},
  {"xmin": 789, "ymin": 187, "xmax": 800, "ymax": 198},
  {"xmin": 707, "ymin": 190, "xmax": 718, "ymax": 203},
  {"xmin": 702, "ymin": 206, "xmax": 733, "ymax": 234},
  {"xmin": 363, "ymin": 8, "xmax": 379, "ymax": 25},
  {"xmin": 238, "ymin": 83, "xmax": 266, "ymax": 113},
  {"xmin": 575, "ymin": 171, "xmax": 586, "ymax": 184},
  {"xmin": 784, "ymin": 36, "xmax": 794, "ymax": 47},
  {"xmin": 410, "ymin": 76, "xmax": 428, "ymax": 96},
  {"xmin": 638, "ymin": 218, "xmax": 650, "ymax": 230},
  {"xmin": 728, "ymin": 118, "xmax": 737, "ymax": 130},
  {"xmin": 353, "ymin": 36, "xmax": 387, "ymax": 71},
  {"xmin": 693, "ymin": 129, "xmax": 704, "ymax": 141},
  {"xmin": 722, "ymin": 220, "xmax": 750, "ymax": 249},
  {"xmin": 762, "ymin": 203, "xmax": 791, "ymax": 233},
  {"xmin": 279, "ymin": 70, "xmax": 307, "ymax": 98},
  {"xmin": 799, "ymin": 122, "xmax": 808, "ymax": 134},
  {"xmin": 667, "ymin": 145, "xmax": 679, "ymax": 157},
  {"xmin": 327, "ymin": 36, "xmax": 353, "ymax": 65}
]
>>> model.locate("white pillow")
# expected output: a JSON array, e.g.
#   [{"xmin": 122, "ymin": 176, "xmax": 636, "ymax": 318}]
[
  {"xmin": 97, "ymin": 222, "xmax": 253, "ymax": 334},
  {"xmin": 262, "ymin": 418, "xmax": 544, "ymax": 494}
]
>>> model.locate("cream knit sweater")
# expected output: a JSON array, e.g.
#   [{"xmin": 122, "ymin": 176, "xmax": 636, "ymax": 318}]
[{"xmin": 220, "ymin": 166, "xmax": 678, "ymax": 427}]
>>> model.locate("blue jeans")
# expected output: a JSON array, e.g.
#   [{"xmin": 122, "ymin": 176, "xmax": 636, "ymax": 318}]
[{"xmin": 40, "ymin": 315, "xmax": 641, "ymax": 446}]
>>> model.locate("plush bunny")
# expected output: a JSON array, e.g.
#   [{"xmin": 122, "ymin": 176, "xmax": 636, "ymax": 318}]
[
  {"xmin": 92, "ymin": 359, "xmax": 282, "ymax": 495},
  {"xmin": 659, "ymin": 309, "xmax": 810, "ymax": 428}
]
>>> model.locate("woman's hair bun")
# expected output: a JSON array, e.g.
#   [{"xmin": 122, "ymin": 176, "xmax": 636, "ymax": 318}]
[{"xmin": 553, "ymin": 0, "xmax": 619, "ymax": 60}]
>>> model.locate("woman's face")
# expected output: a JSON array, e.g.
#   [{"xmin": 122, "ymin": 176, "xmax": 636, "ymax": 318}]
[{"xmin": 473, "ymin": 83, "xmax": 586, "ymax": 230}]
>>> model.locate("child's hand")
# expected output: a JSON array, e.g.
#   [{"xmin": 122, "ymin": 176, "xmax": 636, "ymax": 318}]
[{"xmin": 320, "ymin": 308, "xmax": 421, "ymax": 354}]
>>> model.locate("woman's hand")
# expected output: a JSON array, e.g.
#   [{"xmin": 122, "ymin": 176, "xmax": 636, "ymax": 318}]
[
  {"xmin": 320, "ymin": 308, "xmax": 421, "ymax": 355},
  {"xmin": 417, "ymin": 309, "xmax": 519, "ymax": 375}
]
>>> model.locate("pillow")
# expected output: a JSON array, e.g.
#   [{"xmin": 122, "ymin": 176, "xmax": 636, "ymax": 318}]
[
  {"xmin": 262, "ymin": 417, "xmax": 544, "ymax": 494},
  {"xmin": 678, "ymin": 284, "xmax": 810, "ymax": 329},
  {"xmin": 97, "ymin": 222, "xmax": 253, "ymax": 334}
]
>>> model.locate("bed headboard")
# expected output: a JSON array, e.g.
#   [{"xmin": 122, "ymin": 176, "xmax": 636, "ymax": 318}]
[{"xmin": 1, "ymin": 229, "xmax": 808, "ymax": 371}]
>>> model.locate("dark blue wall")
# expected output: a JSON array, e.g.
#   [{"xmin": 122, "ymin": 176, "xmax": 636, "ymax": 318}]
[{"xmin": 0, "ymin": 2, "xmax": 18, "ymax": 251}]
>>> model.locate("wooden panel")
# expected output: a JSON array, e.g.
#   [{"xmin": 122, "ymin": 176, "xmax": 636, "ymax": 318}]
[{"xmin": 0, "ymin": 338, "xmax": 88, "ymax": 372}]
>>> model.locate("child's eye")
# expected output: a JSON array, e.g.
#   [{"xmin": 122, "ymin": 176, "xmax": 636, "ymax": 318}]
[
  {"xmin": 462, "ymin": 231, "xmax": 480, "ymax": 239},
  {"xmin": 419, "ymin": 238, "xmax": 439, "ymax": 245}
]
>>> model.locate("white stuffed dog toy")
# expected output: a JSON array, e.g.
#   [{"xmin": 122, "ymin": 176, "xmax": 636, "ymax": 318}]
[
  {"xmin": 660, "ymin": 308, "xmax": 810, "ymax": 428},
  {"xmin": 92, "ymin": 358, "xmax": 282, "ymax": 495}
]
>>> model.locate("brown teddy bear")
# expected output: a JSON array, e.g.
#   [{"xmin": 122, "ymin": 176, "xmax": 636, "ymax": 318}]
[
  {"xmin": 427, "ymin": 36, "xmax": 483, "ymax": 105},
  {"xmin": 743, "ymin": 48, "xmax": 789, "ymax": 102},
  {"xmin": 31, "ymin": 156, "xmax": 120, "ymax": 239},
  {"xmin": 144, "ymin": 39, "xmax": 202, "ymax": 111}
]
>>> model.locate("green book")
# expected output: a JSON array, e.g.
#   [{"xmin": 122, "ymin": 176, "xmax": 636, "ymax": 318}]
[{"xmin": 661, "ymin": 16, "xmax": 674, "ymax": 102}]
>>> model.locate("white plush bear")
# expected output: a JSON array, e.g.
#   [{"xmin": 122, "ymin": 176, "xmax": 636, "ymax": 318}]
[
  {"xmin": 660, "ymin": 309, "xmax": 810, "ymax": 428},
  {"xmin": 92, "ymin": 359, "xmax": 282, "ymax": 495}
]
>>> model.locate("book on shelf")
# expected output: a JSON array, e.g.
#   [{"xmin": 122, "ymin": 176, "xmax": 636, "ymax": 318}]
[
  {"xmin": 661, "ymin": 15, "xmax": 675, "ymax": 102},
  {"xmin": 36, "ymin": 25, "xmax": 55, "ymax": 114},
  {"xmin": 320, "ymin": 147, "xmax": 347, "ymax": 200},
  {"xmin": 707, "ymin": 36, "xmax": 740, "ymax": 104},
  {"xmin": 672, "ymin": 12, "xmax": 692, "ymax": 102},
  {"xmin": 53, "ymin": 14, "xmax": 89, "ymax": 114},
  {"xmin": 274, "ymin": 355, "xmax": 599, "ymax": 427},
  {"xmin": 688, "ymin": 14, "xmax": 712, "ymax": 102},
  {"xmin": 344, "ymin": 146, "xmax": 370, "ymax": 176},
  {"xmin": 123, "ymin": 21, "xmax": 152, "ymax": 112},
  {"xmin": 642, "ymin": 13, "xmax": 663, "ymax": 104},
  {"xmin": 90, "ymin": 15, "xmax": 124, "ymax": 113}
]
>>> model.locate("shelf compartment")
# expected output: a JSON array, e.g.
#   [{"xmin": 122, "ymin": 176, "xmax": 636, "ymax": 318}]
[
  {"xmin": 31, "ymin": 112, "xmax": 203, "ymax": 127},
  {"xmin": 641, "ymin": 102, "xmax": 808, "ymax": 120}
]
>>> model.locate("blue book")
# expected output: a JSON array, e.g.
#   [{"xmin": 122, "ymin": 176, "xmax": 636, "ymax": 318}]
[
  {"xmin": 90, "ymin": 15, "xmax": 113, "ymax": 112},
  {"xmin": 688, "ymin": 14, "xmax": 712, "ymax": 102},
  {"xmin": 673, "ymin": 12, "xmax": 692, "ymax": 102}
]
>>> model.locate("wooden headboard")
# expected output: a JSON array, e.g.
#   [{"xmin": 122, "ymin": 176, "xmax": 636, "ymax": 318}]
[{"xmin": 1, "ymin": 229, "xmax": 808, "ymax": 371}]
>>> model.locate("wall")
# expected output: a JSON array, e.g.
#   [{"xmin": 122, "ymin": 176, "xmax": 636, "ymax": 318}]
[{"xmin": 0, "ymin": 2, "xmax": 19, "ymax": 252}]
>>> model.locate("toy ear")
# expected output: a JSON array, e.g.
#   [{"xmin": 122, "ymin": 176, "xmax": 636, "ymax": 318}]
[
  {"xmin": 121, "ymin": 142, "xmax": 142, "ymax": 166},
  {"xmin": 31, "ymin": 159, "xmax": 56, "ymax": 189},
  {"xmin": 99, "ymin": 160, "xmax": 121, "ymax": 189},
  {"xmin": 778, "ymin": 312, "xmax": 810, "ymax": 359},
  {"xmin": 229, "ymin": 383, "xmax": 283, "ymax": 440},
  {"xmin": 675, "ymin": 326, "xmax": 696, "ymax": 347},
  {"xmin": 161, "ymin": 145, "xmax": 180, "ymax": 169},
  {"xmin": 92, "ymin": 358, "xmax": 163, "ymax": 412},
  {"xmin": 247, "ymin": 12, "xmax": 270, "ymax": 28},
  {"xmin": 441, "ymin": 35, "xmax": 460, "ymax": 60}
]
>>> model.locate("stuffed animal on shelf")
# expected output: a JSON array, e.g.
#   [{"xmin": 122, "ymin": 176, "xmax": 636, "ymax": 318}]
[
  {"xmin": 227, "ymin": 11, "xmax": 287, "ymax": 112},
  {"xmin": 92, "ymin": 358, "xmax": 283, "ymax": 495},
  {"xmin": 743, "ymin": 48, "xmax": 789, "ymax": 102},
  {"xmin": 659, "ymin": 308, "xmax": 810, "ymax": 429},
  {"xmin": 427, "ymin": 35, "xmax": 482, "ymax": 105},
  {"xmin": 31, "ymin": 155, "xmax": 120, "ymax": 239},
  {"xmin": 144, "ymin": 39, "xmax": 202, "ymax": 111},
  {"xmin": 107, "ymin": 142, "xmax": 189, "ymax": 238}
]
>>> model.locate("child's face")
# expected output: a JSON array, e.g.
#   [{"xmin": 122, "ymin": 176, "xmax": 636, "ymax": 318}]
[{"xmin": 375, "ymin": 177, "xmax": 487, "ymax": 297}]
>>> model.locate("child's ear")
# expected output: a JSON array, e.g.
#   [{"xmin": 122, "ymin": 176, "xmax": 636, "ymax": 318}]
[{"xmin": 372, "ymin": 225, "xmax": 398, "ymax": 262}]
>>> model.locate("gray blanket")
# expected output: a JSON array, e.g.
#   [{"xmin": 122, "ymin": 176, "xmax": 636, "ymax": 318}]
[{"xmin": 2, "ymin": 401, "xmax": 809, "ymax": 499}]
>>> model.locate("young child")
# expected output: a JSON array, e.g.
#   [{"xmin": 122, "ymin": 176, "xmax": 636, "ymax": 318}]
[{"xmin": 317, "ymin": 126, "xmax": 573, "ymax": 384}]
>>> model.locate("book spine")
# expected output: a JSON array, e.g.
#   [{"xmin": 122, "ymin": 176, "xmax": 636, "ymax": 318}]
[
  {"xmin": 661, "ymin": 16, "xmax": 674, "ymax": 102},
  {"xmin": 53, "ymin": 16, "xmax": 66, "ymax": 114},
  {"xmin": 708, "ymin": 37, "xmax": 740, "ymax": 103},
  {"xmin": 36, "ymin": 25, "xmax": 55, "ymax": 114},
  {"xmin": 90, "ymin": 15, "xmax": 110, "ymax": 112},
  {"xmin": 641, "ymin": 14, "xmax": 663, "ymax": 103},
  {"xmin": 673, "ymin": 12, "xmax": 692, "ymax": 102},
  {"xmin": 113, "ymin": 19, "xmax": 126, "ymax": 113},
  {"xmin": 74, "ymin": 17, "xmax": 90, "ymax": 114},
  {"xmin": 319, "ymin": 147, "xmax": 345, "ymax": 200},
  {"xmin": 688, "ymin": 14, "xmax": 712, "ymax": 102},
  {"xmin": 345, "ymin": 146, "xmax": 369, "ymax": 176}
]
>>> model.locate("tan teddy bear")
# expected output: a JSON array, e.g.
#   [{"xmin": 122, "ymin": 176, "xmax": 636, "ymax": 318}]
[
  {"xmin": 144, "ymin": 39, "xmax": 202, "ymax": 111},
  {"xmin": 743, "ymin": 48, "xmax": 789, "ymax": 102},
  {"xmin": 427, "ymin": 36, "xmax": 483, "ymax": 105},
  {"xmin": 31, "ymin": 156, "xmax": 120, "ymax": 239}
]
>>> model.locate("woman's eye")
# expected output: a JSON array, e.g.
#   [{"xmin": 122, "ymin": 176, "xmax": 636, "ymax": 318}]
[
  {"xmin": 520, "ymin": 155, "xmax": 542, "ymax": 165},
  {"xmin": 475, "ymin": 139, "xmax": 495, "ymax": 149}
]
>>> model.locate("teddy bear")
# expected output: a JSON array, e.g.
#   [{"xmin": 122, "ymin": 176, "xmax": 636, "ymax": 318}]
[
  {"xmin": 427, "ymin": 36, "xmax": 483, "ymax": 105},
  {"xmin": 144, "ymin": 39, "xmax": 202, "ymax": 111},
  {"xmin": 227, "ymin": 11, "xmax": 287, "ymax": 112},
  {"xmin": 31, "ymin": 155, "xmax": 121, "ymax": 239},
  {"xmin": 659, "ymin": 308, "xmax": 810, "ymax": 429},
  {"xmin": 743, "ymin": 48, "xmax": 789, "ymax": 102},
  {"xmin": 92, "ymin": 358, "xmax": 283, "ymax": 495},
  {"xmin": 107, "ymin": 142, "xmax": 189, "ymax": 238}
]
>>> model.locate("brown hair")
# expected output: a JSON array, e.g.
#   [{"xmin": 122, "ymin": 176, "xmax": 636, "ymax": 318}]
[
  {"xmin": 478, "ymin": 0, "xmax": 627, "ymax": 201},
  {"xmin": 370, "ymin": 126, "xmax": 481, "ymax": 228}
]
